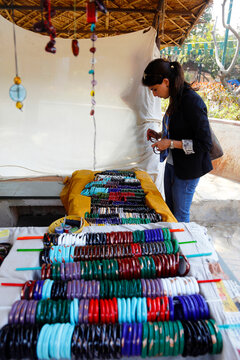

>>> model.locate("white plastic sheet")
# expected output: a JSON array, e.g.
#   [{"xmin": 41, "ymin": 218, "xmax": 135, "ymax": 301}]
[{"xmin": 0, "ymin": 16, "xmax": 164, "ymax": 187}]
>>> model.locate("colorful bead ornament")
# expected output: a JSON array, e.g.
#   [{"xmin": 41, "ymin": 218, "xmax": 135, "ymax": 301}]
[
  {"xmin": 9, "ymin": 10, "xmax": 26, "ymax": 110},
  {"xmin": 72, "ymin": 0, "xmax": 79, "ymax": 56},
  {"xmin": 44, "ymin": 0, "xmax": 57, "ymax": 53}
]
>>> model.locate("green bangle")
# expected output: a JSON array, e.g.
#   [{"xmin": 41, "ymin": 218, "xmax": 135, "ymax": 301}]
[
  {"xmin": 128, "ymin": 280, "xmax": 134, "ymax": 298},
  {"xmin": 35, "ymin": 300, "xmax": 43, "ymax": 323},
  {"xmin": 84, "ymin": 261, "xmax": 89, "ymax": 280},
  {"xmin": 106, "ymin": 260, "xmax": 111, "ymax": 280},
  {"xmin": 209, "ymin": 319, "xmax": 223, "ymax": 354},
  {"xmin": 141, "ymin": 323, "xmax": 148, "ymax": 358},
  {"xmin": 92, "ymin": 261, "xmax": 98, "ymax": 280},
  {"xmin": 52, "ymin": 264, "xmax": 57, "ymax": 280},
  {"xmin": 88, "ymin": 261, "xmax": 93, "ymax": 280},
  {"xmin": 109, "ymin": 260, "xmax": 114, "ymax": 280},
  {"xmin": 65, "ymin": 300, "xmax": 71, "ymax": 322},
  {"xmin": 52, "ymin": 300, "xmax": 58, "ymax": 323},
  {"xmin": 131, "ymin": 279, "xmax": 137, "ymax": 298},
  {"xmin": 153, "ymin": 322, "xmax": 160, "ymax": 356},
  {"xmin": 158, "ymin": 321, "xmax": 165, "ymax": 356},
  {"xmin": 168, "ymin": 240, "xmax": 174, "ymax": 254},
  {"xmin": 136, "ymin": 279, "xmax": 142, "ymax": 297},
  {"xmin": 102, "ymin": 260, "xmax": 108, "ymax": 280},
  {"xmin": 56, "ymin": 263, "xmax": 61, "ymax": 280},
  {"xmin": 117, "ymin": 280, "xmax": 122, "ymax": 298},
  {"xmin": 176, "ymin": 320, "xmax": 184, "ymax": 355},
  {"xmin": 108, "ymin": 280, "xmax": 113, "ymax": 299},
  {"xmin": 163, "ymin": 321, "xmax": 170, "ymax": 356},
  {"xmin": 96, "ymin": 260, "xmax": 102, "ymax": 280},
  {"xmin": 45, "ymin": 300, "xmax": 53, "ymax": 324},
  {"xmin": 125, "ymin": 280, "xmax": 129, "ymax": 298},
  {"xmin": 103, "ymin": 280, "xmax": 109, "ymax": 298},
  {"xmin": 164, "ymin": 240, "xmax": 171, "ymax": 254},
  {"xmin": 138, "ymin": 257, "xmax": 145, "ymax": 278},
  {"xmin": 145, "ymin": 257, "xmax": 151, "ymax": 279},
  {"xmin": 80, "ymin": 261, "xmax": 85, "ymax": 279},
  {"xmin": 147, "ymin": 322, "xmax": 154, "ymax": 357},
  {"xmin": 166, "ymin": 228, "xmax": 171, "ymax": 241},
  {"xmin": 206, "ymin": 319, "xmax": 218, "ymax": 354},
  {"xmin": 60, "ymin": 300, "xmax": 67, "ymax": 323},
  {"xmin": 112, "ymin": 280, "xmax": 118, "ymax": 298},
  {"xmin": 114, "ymin": 259, "xmax": 119, "ymax": 280},
  {"xmin": 173, "ymin": 321, "xmax": 180, "ymax": 356},
  {"xmin": 149, "ymin": 256, "xmax": 156, "ymax": 278},
  {"xmin": 172, "ymin": 239, "xmax": 179, "ymax": 254},
  {"xmin": 168, "ymin": 320, "xmax": 175, "ymax": 356}
]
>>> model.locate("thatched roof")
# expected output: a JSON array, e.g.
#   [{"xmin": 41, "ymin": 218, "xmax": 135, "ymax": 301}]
[{"xmin": 0, "ymin": 0, "xmax": 212, "ymax": 46}]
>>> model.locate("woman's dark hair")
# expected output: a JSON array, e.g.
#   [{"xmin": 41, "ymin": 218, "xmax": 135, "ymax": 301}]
[{"xmin": 142, "ymin": 58, "xmax": 192, "ymax": 114}]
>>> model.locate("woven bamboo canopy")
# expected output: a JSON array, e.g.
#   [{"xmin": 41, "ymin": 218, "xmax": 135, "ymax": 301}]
[{"xmin": 0, "ymin": 0, "xmax": 212, "ymax": 46}]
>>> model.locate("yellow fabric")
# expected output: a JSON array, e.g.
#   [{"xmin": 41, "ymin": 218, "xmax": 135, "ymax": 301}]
[
  {"xmin": 135, "ymin": 170, "xmax": 177, "ymax": 222},
  {"xmin": 60, "ymin": 169, "xmax": 177, "ymax": 223}
]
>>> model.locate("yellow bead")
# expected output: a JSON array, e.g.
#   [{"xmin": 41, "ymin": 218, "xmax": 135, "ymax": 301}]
[
  {"xmin": 14, "ymin": 76, "xmax": 21, "ymax": 85},
  {"xmin": 90, "ymin": 90, "xmax": 95, "ymax": 97},
  {"xmin": 16, "ymin": 101, "xmax": 23, "ymax": 109}
]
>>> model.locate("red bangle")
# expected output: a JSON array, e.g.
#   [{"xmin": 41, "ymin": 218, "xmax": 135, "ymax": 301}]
[
  {"xmin": 88, "ymin": 299, "xmax": 94, "ymax": 324},
  {"xmin": 41, "ymin": 264, "xmax": 46, "ymax": 280},
  {"xmin": 106, "ymin": 232, "xmax": 110, "ymax": 245},
  {"xmin": 104, "ymin": 299, "xmax": 110, "ymax": 323},
  {"xmin": 155, "ymin": 297, "xmax": 161, "ymax": 321},
  {"xmin": 112, "ymin": 297, "xmax": 118, "ymax": 323},
  {"xmin": 160, "ymin": 297, "xmax": 166, "ymax": 321},
  {"xmin": 164, "ymin": 296, "xmax": 170, "ymax": 321},
  {"xmin": 135, "ymin": 258, "xmax": 141, "ymax": 279},
  {"xmin": 147, "ymin": 297, "xmax": 152, "ymax": 322},
  {"xmin": 131, "ymin": 258, "xmax": 137, "ymax": 279},
  {"xmin": 93, "ymin": 299, "xmax": 99, "ymax": 324},
  {"xmin": 100, "ymin": 299, "xmax": 105, "ymax": 323},
  {"xmin": 170, "ymin": 254, "xmax": 176, "ymax": 277},
  {"xmin": 162, "ymin": 254, "xmax": 170, "ymax": 277},
  {"xmin": 109, "ymin": 299, "xmax": 115, "ymax": 324},
  {"xmin": 175, "ymin": 252, "xmax": 180, "ymax": 275},
  {"xmin": 129, "ymin": 231, "xmax": 133, "ymax": 243},
  {"xmin": 168, "ymin": 254, "xmax": 173, "ymax": 276},
  {"xmin": 46, "ymin": 264, "xmax": 51, "ymax": 279},
  {"xmin": 124, "ymin": 258, "xmax": 130, "ymax": 280},
  {"xmin": 159, "ymin": 255, "xmax": 165, "ymax": 277},
  {"xmin": 117, "ymin": 259, "xmax": 123, "ymax": 280},
  {"xmin": 151, "ymin": 297, "xmax": 157, "ymax": 322}
]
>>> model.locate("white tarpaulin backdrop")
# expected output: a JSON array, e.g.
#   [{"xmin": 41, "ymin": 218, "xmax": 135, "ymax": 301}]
[{"xmin": 0, "ymin": 16, "xmax": 164, "ymax": 186}]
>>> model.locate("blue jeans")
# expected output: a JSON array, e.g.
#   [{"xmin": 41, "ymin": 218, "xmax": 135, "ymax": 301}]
[{"xmin": 164, "ymin": 163, "xmax": 200, "ymax": 222}]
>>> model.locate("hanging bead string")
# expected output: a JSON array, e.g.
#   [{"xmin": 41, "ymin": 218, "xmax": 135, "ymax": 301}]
[
  {"xmin": 72, "ymin": 0, "xmax": 79, "ymax": 56},
  {"xmin": 12, "ymin": 7, "xmax": 18, "ymax": 77},
  {"xmin": 90, "ymin": 24, "xmax": 97, "ymax": 170}
]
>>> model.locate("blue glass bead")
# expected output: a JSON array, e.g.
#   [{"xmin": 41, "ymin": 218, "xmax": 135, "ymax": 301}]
[
  {"xmin": 88, "ymin": 69, "xmax": 94, "ymax": 74},
  {"xmin": 9, "ymin": 84, "xmax": 26, "ymax": 102}
]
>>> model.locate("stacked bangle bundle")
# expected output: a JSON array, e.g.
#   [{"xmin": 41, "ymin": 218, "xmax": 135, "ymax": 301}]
[
  {"xmin": 0, "ymin": 320, "xmax": 222, "ymax": 359},
  {"xmin": 8, "ymin": 293, "xmax": 210, "ymax": 325},
  {"xmin": 0, "ymin": 243, "xmax": 11, "ymax": 266},
  {"xmin": 43, "ymin": 227, "xmax": 173, "ymax": 247},
  {"xmin": 81, "ymin": 170, "xmax": 163, "ymax": 225},
  {"xmin": 20, "ymin": 276, "xmax": 200, "ymax": 302}
]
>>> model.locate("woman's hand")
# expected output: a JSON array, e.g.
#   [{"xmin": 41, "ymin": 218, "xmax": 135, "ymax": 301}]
[
  {"xmin": 152, "ymin": 139, "xmax": 171, "ymax": 151},
  {"xmin": 147, "ymin": 128, "xmax": 161, "ymax": 142}
]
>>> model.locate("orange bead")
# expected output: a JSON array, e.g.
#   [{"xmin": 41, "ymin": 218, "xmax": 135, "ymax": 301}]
[
  {"xmin": 16, "ymin": 101, "xmax": 23, "ymax": 110},
  {"xmin": 14, "ymin": 76, "xmax": 21, "ymax": 85},
  {"xmin": 90, "ymin": 90, "xmax": 95, "ymax": 97}
]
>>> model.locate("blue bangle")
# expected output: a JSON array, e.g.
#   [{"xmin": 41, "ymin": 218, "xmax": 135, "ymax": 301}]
[
  {"xmin": 49, "ymin": 246, "xmax": 55, "ymax": 264},
  {"xmin": 196, "ymin": 293, "xmax": 210, "ymax": 318},
  {"xmin": 65, "ymin": 324, "xmax": 75, "ymax": 359},
  {"xmin": 144, "ymin": 230, "xmax": 149, "ymax": 243},
  {"xmin": 192, "ymin": 294, "xmax": 205, "ymax": 319},
  {"xmin": 41, "ymin": 280, "xmax": 48, "ymax": 299},
  {"xmin": 131, "ymin": 297, "xmax": 137, "ymax": 322},
  {"xmin": 60, "ymin": 324, "xmax": 71, "ymax": 358},
  {"xmin": 49, "ymin": 323, "xmax": 61, "ymax": 359},
  {"xmin": 62, "ymin": 246, "xmax": 67, "ymax": 264},
  {"xmin": 149, "ymin": 229, "xmax": 154, "ymax": 242},
  {"xmin": 131, "ymin": 322, "xmax": 138, "ymax": 356},
  {"xmin": 126, "ymin": 323, "xmax": 133, "ymax": 357},
  {"xmin": 168, "ymin": 296, "xmax": 174, "ymax": 321},
  {"xmin": 126, "ymin": 298, "xmax": 131, "ymax": 323},
  {"xmin": 136, "ymin": 323, "xmax": 142, "ymax": 356},
  {"xmin": 137, "ymin": 298, "xmax": 142, "ymax": 323},
  {"xmin": 142, "ymin": 298, "xmax": 147, "ymax": 322},
  {"xmin": 122, "ymin": 322, "xmax": 128, "ymax": 357},
  {"xmin": 117, "ymin": 298, "xmax": 122, "ymax": 323},
  {"xmin": 53, "ymin": 323, "xmax": 65, "ymax": 359},
  {"xmin": 173, "ymin": 296, "xmax": 188, "ymax": 321},
  {"xmin": 184, "ymin": 295, "xmax": 196, "ymax": 321},
  {"xmin": 70, "ymin": 246, "xmax": 75, "ymax": 263},
  {"xmin": 65, "ymin": 246, "xmax": 71, "ymax": 263},
  {"xmin": 159, "ymin": 228, "xmax": 164, "ymax": 241},
  {"xmin": 74, "ymin": 298, "xmax": 79, "ymax": 324},
  {"xmin": 57, "ymin": 246, "xmax": 62, "ymax": 263},
  {"xmin": 42, "ymin": 323, "xmax": 52, "ymax": 360},
  {"xmin": 121, "ymin": 298, "xmax": 127, "ymax": 323},
  {"xmin": 70, "ymin": 300, "xmax": 75, "ymax": 324},
  {"xmin": 46, "ymin": 280, "xmax": 53, "ymax": 299},
  {"xmin": 189, "ymin": 294, "xmax": 200, "ymax": 320},
  {"xmin": 37, "ymin": 324, "xmax": 49, "ymax": 359}
]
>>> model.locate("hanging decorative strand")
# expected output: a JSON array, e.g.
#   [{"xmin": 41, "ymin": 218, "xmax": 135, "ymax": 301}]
[
  {"xmin": 72, "ymin": 0, "xmax": 79, "ymax": 56},
  {"xmin": 9, "ymin": 5, "xmax": 26, "ymax": 110}
]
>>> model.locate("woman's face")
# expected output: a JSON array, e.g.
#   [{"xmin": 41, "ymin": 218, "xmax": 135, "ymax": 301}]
[{"xmin": 148, "ymin": 78, "xmax": 169, "ymax": 99}]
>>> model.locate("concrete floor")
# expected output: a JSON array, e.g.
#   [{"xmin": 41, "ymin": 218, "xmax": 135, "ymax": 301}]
[{"xmin": 191, "ymin": 174, "xmax": 240, "ymax": 282}]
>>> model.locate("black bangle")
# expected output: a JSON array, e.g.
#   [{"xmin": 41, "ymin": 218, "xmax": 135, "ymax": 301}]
[{"xmin": 94, "ymin": 324, "xmax": 101, "ymax": 359}]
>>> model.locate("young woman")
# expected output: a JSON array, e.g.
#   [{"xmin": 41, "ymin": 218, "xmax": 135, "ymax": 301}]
[{"xmin": 142, "ymin": 58, "xmax": 213, "ymax": 222}]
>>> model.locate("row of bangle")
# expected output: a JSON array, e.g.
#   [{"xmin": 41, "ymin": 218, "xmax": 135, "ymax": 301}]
[
  {"xmin": 91, "ymin": 206, "xmax": 157, "ymax": 214},
  {"xmin": 40, "ymin": 254, "xmax": 184, "ymax": 281},
  {"xmin": 0, "ymin": 320, "xmax": 222, "ymax": 359},
  {"xmin": 43, "ymin": 227, "xmax": 173, "ymax": 247},
  {"xmin": 9, "ymin": 294, "xmax": 210, "ymax": 326},
  {"xmin": 21, "ymin": 276, "xmax": 199, "ymax": 301},
  {"xmin": 85, "ymin": 216, "xmax": 161, "ymax": 225}
]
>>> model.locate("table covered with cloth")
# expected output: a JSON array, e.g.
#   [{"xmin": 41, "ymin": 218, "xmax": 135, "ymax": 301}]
[
  {"xmin": 0, "ymin": 223, "xmax": 239, "ymax": 359},
  {"xmin": 60, "ymin": 170, "xmax": 177, "ymax": 223}
]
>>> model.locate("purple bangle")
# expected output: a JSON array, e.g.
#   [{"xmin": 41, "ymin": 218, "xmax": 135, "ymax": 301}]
[
  {"xmin": 76, "ymin": 262, "xmax": 81, "ymax": 280},
  {"xmin": 76, "ymin": 280, "xmax": 80, "ymax": 299},
  {"xmin": 83, "ymin": 299, "xmax": 89, "ymax": 323},
  {"xmin": 131, "ymin": 323, "xmax": 138, "ymax": 356},
  {"xmin": 69, "ymin": 262, "xmax": 73, "ymax": 280},
  {"xmin": 79, "ymin": 299, "xmax": 84, "ymax": 323},
  {"xmin": 121, "ymin": 323, "xmax": 129, "ymax": 357},
  {"xmin": 73, "ymin": 262, "xmax": 77, "ymax": 280},
  {"xmin": 136, "ymin": 323, "xmax": 142, "ymax": 356},
  {"xmin": 126, "ymin": 323, "xmax": 132, "ymax": 357},
  {"xmin": 71, "ymin": 280, "xmax": 76, "ymax": 299},
  {"xmin": 19, "ymin": 300, "xmax": 28, "ymax": 324},
  {"xmin": 141, "ymin": 279, "xmax": 147, "ymax": 297},
  {"xmin": 95, "ymin": 281, "xmax": 100, "ymax": 299},
  {"xmin": 25, "ymin": 300, "xmax": 34, "ymax": 324},
  {"xmin": 65, "ymin": 263, "xmax": 70, "ymax": 281},
  {"xmin": 144, "ymin": 230, "xmax": 149, "ymax": 243},
  {"xmin": 67, "ymin": 281, "xmax": 72, "ymax": 300},
  {"xmin": 91, "ymin": 280, "xmax": 96, "ymax": 299},
  {"xmin": 80, "ymin": 280, "xmax": 85, "ymax": 298},
  {"xmin": 189, "ymin": 295, "xmax": 200, "ymax": 320},
  {"xmin": 159, "ymin": 229, "xmax": 164, "ymax": 241},
  {"xmin": 157, "ymin": 279, "xmax": 164, "ymax": 297},
  {"xmin": 154, "ymin": 280, "xmax": 161, "ymax": 298},
  {"xmin": 8, "ymin": 300, "xmax": 19, "ymax": 324},
  {"xmin": 82, "ymin": 281, "xmax": 88, "ymax": 299},
  {"xmin": 61, "ymin": 263, "xmax": 65, "ymax": 281},
  {"xmin": 149, "ymin": 279, "xmax": 156, "ymax": 299},
  {"xmin": 146, "ymin": 280, "xmax": 151, "ymax": 298},
  {"xmin": 168, "ymin": 296, "xmax": 174, "ymax": 321},
  {"xmin": 30, "ymin": 300, "xmax": 38, "ymax": 324},
  {"xmin": 33, "ymin": 280, "xmax": 40, "ymax": 300},
  {"xmin": 87, "ymin": 281, "xmax": 92, "ymax": 299},
  {"xmin": 14, "ymin": 300, "xmax": 25, "ymax": 324}
]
